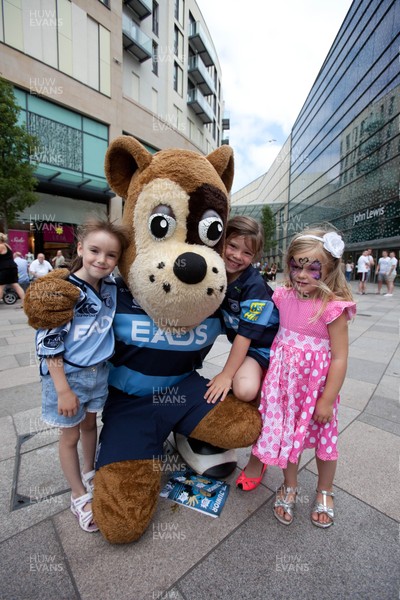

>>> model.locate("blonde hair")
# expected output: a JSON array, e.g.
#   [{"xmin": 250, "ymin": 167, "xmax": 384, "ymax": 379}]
[
  {"xmin": 70, "ymin": 216, "xmax": 130, "ymax": 274},
  {"xmin": 0, "ymin": 233, "xmax": 8, "ymax": 243},
  {"xmin": 225, "ymin": 216, "xmax": 264, "ymax": 260},
  {"xmin": 283, "ymin": 224, "xmax": 353, "ymax": 319}
]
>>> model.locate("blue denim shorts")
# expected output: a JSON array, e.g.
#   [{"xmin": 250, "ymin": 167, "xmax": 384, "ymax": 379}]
[{"xmin": 41, "ymin": 363, "xmax": 110, "ymax": 428}]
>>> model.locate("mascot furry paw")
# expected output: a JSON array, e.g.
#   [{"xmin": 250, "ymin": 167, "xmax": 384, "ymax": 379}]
[{"xmin": 25, "ymin": 136, "xmax": 261, "ymax": 544}]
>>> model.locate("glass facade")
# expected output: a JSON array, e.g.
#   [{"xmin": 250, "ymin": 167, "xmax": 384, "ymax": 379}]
[
  {"xmin": 15, "ymin": 88, "xmax": 110, "ymax": 195},
  {"xmin": 285, "ymin": 0, "xmax": 400, "ymax": 256}
]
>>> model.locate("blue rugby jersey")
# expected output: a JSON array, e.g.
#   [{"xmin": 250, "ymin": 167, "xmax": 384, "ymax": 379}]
[
  {"xmin": 221, "ymin": 265, "xmax": 279, "ymax": 364},
  {"xmin": 36, "ymin": 274, "xmax": 117, "ymax": 375},
  {"xmin": 108, "ymin": 278, "xmax": 224, "ymax": 396}
]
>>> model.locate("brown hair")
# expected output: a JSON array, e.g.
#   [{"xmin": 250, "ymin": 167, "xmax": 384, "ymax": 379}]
[
  {"xmin": 283, "ymin": 223, "xmax": 353, "ymax": 320},
  {"xmin": 70, "ymin": 216, "xmax": 130, "ymax": 274},
  {"xmin": 225, "ymin": 216, "xmax": 264, "ymax": 260}
]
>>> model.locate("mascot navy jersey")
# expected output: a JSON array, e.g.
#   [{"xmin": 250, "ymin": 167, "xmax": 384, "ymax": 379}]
[
  {"xmin": 221, "ymin": 265, "xmax": 279, "ymax": 368},
  {"xmin": 108, "ymin": 278, "xmax": 224, "ymax": 397},
  {"xmin": 36, "ymin": 274, "xmax": 116, "ymax": 375}
]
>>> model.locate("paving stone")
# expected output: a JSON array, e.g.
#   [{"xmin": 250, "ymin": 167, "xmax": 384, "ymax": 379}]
[
  {"xmin": 177, "ymin": 470, "xmax": 399, "ymax": 600},
  {"xmin": 0, "ymin": 355, "xmax": 20, "ymax": 370},
  {"xmin": 307, "ymin": 420, "xmax": 400, "ymax": 521},
  {"xmin": 358, "ymin": 412, "xmax": 400, "ymax": 436},
  {"xmin": 18, "ymin": 442, "xmax": 69, "ymax": 499},
  {"xmin": 0, "ymin": 416, "xmax": 16, "ymax": 461},
  {"xmin": 53, "ymin": 467, "xmax": 272, "ymax": 600},
  {"xmin": 345, "ymin": 357, "xmax": 387, "ymax": 384},
  {"xmin": 0, "ymin": 458, "xmax": 70, "ymax": 543},
  {"xmin": 0, "ymin": 365, "xmax": 40, "ymax": 389},
  {"xmin": 339, "ymin": 377, "xmax": 376, "ymax": 411},
  {"xmin": 364, "ymin": 394, "xmax": 400, "ymax": 423},
  {"xmin": 0, "ymin": 520, "xmax": 78, "ymax": 600},
  {"xmin": 0, "ymin": 382, "xmax": 42, "ymax": 417}
]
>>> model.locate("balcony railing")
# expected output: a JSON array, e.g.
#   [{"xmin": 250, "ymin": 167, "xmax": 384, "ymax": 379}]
[
  {"xmin": 187, "ymin": 88, "xmax": 214, "ymax": 124},
  {"xmin": 122, "ymin": 14, "xmax": 152, "ymax": 62},
  {"xmin": 124, "ymin": 0, "xmax": 152, "ymax": 20},
  {"xmin": 188, "ymin": 55, "xmax": 215, "ymax": 96},
  {"xmin": 188, "ymin": 21, "xmax": 216, "ymax": 67}
]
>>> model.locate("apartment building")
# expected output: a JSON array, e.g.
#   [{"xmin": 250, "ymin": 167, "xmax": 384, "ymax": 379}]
[{"xmin": 0, "ymin": 0, "xmax": 229, "ymax": 258}]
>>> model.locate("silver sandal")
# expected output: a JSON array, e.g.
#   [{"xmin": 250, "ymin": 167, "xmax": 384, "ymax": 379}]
[
  {"xmin": 273, "ymin": 485, "xmax": 297, "ymax": 526},
  {"xmin": 311, "ymin": 489, "xmax": 334, "ymax": 528}
]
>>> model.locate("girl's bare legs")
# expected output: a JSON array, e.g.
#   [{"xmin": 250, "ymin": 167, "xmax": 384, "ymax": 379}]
[
  {"xmin": 79, "ymin": 412, "xmax": 97, "ymax": 476},
  {"xmin": 59, "ymin": 426, "xmax": 88, "ymax": 501},
  {"xmin": 275, "ymin": 461, "xmax": 299, "ymax": 522},
  {"xmin": 11, "ymin": 282, "xmax": 25, "ymax": 301},
  {"xmin": 313, "ymin": 457, "xmax": 336, "ymax": 525},
  {"xmin": 232, "ymin": 356, "xmax": 263, "ymax": 402}
]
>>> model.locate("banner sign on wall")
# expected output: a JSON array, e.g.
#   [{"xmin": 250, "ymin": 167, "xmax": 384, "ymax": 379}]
[{"xmin": 8, "ymin": 230, "xmax": 29, "ymax": 255}]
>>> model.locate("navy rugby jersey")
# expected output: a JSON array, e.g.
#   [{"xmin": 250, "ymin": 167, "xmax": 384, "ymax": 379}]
[
  {"xmin": 36, "ymin": 274, "xmax": 116, "ymax": 375},
  {"xmin": 221, "ymin": 265, "xmax": 279, "ymax": 364},
  {"xmin": 108, "ymin": 278, "xmax": 223, "ymax": 396}
]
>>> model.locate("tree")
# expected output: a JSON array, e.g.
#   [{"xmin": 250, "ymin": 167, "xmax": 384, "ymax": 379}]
[
  {"xmin": 0, "ymin": 78, "xmax": 38, "ymax": 232},
  {"xmin": 261, "ymin": 204, "xmax": 276, "ymax": 252}
]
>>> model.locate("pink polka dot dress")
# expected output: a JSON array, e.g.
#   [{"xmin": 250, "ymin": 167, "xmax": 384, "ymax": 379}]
[{"xmin": 252, "ymin": 286, "xmax": 356, "ymax": 469}]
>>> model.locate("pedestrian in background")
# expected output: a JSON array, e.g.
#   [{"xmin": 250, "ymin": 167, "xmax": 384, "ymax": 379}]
[
  {"xmin": 29, "ymin": 253, "xmax": 53, "ymax": 280},
  {"xmin": 356, "ymin": 250, "xmax": 370, "ymax": 294},
  {"xmin": 52, "ymin": 250, "xmax": 66, "ymax": 268},
  {"xmin": 0, "ymin": 233, "xmax": 25, "ymax": 304},
  {"xmin": 375, "ymin": 251, "xmax": 391, "ymax": 295},
  {"xmin": 13, "ymin": 252, "xmax": 30, "ymax": 291},
  {"xmin": 384, "ymin": 251, "xmax": 398, "ymax": 297},
  {"xmin": 345, "ymin": 257, "xmax": 354, "ymax": 282}
]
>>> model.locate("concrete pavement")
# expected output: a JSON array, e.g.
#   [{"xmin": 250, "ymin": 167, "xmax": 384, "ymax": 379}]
[{"xmin": 0, "ymin": 279, "xmax": 399, "ymax": 600}]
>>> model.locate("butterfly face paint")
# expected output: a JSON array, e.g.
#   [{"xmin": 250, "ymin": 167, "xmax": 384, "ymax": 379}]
[
  {"xmin": 289, "ymin": 256, "xmax": 323, "ymax": 297},
  {"xmin": 289, "ymin": 257, "xmax": 322, "ymax": 279}
]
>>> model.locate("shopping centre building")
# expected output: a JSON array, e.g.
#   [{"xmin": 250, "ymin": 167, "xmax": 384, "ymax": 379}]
[
  {"xmin": 0, "ymin": 0, "xmax": 229, "ymax": 259},
  {"xmin": 231, "ymin": 0, "xmax": 399, "ymax": 268}
]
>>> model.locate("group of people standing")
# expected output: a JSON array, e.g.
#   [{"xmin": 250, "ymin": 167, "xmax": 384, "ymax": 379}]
[
  {"xmin": 0, "ymin": 232, "xmax": 68, "ymax": 306},
  {"xmin": 355, "ymin": 248, "xmax": 397, "ymax": 296}
]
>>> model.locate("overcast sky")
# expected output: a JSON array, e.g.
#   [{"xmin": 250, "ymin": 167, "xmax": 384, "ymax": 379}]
[{"xmin": 196, "ymin": 0, "xmax": 353, "ymax": 193}]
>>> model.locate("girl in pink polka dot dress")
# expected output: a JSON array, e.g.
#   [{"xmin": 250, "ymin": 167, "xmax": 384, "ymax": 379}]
[{"xmin": 243, "ymin": 227, "xmax": 356, "ymax": 528}]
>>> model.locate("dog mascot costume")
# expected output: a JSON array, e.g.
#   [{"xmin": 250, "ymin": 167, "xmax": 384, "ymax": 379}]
[{"xmin": 25, "ymin": 136, "xmax": 261, "ymax": 543}]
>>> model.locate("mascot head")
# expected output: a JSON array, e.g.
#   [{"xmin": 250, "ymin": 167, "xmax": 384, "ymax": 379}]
[{"xmin": 105, "ymin": 136, "xmax": 234, "ymax": 330}]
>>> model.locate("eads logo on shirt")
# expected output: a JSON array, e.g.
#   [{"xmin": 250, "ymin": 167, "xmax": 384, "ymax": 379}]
[{"xmin": 243, "ymin": 301, "xmax": 266, "ymax": 322}]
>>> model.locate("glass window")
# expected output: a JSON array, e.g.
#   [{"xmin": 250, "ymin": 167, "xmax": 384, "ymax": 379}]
[
  {"xmin": 152, "ymin": 1, "xmax": 159, "ymax": 36},
  {"xmin": 173, "ymin": 62, "xmax": 183, "ymax": 96},
  {"xmin": 152, "ymin": 41, "xmax": 158, "ymax": 76}
]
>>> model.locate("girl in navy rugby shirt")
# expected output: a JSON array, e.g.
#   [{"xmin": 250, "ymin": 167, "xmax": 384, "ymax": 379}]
[
  {"xmin": 205, "ymin": 216, "xmax": 279, "ymax": 405},
  {"xmin": 36, "ymin": 218, "xmax": 128, "ymax": 532}
]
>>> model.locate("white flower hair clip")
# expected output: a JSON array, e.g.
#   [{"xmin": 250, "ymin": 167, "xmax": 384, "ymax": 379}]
[{"xmin": 297, "ymin": 232, "xmax": 345, "ymax": 258}]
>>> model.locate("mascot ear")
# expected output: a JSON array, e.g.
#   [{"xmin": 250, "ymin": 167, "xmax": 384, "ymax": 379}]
[
  {"xmin": 206, "ymin": 145, "xmax": 234, "ymax": 194},
  {"xmin": 105, "ymin": 135, "xmax": 153, "ymax": 198}
]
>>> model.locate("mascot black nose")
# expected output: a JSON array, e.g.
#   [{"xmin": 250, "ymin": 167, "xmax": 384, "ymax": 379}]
[{"xmin": 173, "ymin": 252, "xmax": 207, "ymax": 284}]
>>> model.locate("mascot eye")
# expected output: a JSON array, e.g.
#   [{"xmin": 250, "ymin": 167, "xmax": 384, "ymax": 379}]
[
  {"xmin": 149, "ymin": 213, "xmax": 177, "ymax": 241},
  {"xmin": 198, "ymin": 215, "xmax": 224, "ymax": 247}
]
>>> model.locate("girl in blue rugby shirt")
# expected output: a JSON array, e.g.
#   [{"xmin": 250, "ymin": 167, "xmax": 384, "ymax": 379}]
[{"xmin": 35, "ymin": 218, "xmax": 128, "ymax": 532}]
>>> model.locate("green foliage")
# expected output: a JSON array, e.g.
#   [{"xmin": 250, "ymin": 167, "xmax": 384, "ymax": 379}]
[
  {"xmin": 0, "ymin": 78, "xmax": 38, "ymax": 231},
  {"xmin": 261, "ymin": 204, "xmax": 276, "ymax": 251}
]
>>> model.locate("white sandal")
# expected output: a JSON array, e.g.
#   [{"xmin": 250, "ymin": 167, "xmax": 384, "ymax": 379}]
[
  {"xmin": 81, "ymin": 469, "xmax": 96, "ymax": 493},
  {"xmin": 70, "ymin": 492, "xmax": 98, "ymax": 532}
]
